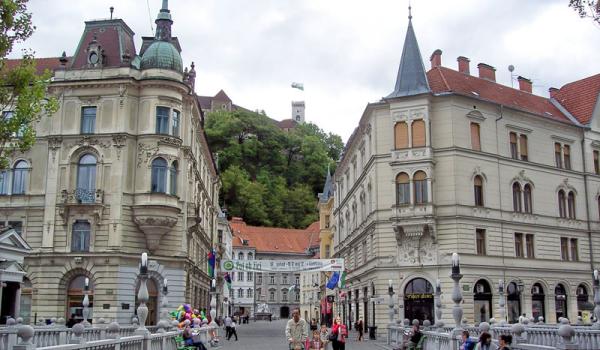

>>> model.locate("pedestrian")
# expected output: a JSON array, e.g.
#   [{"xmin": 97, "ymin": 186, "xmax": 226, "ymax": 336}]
[
  {"xmin": 319, "ymin": 324, "xmax": 330, "ymax": 350},
  {"xmin": 310, "ymin": 318, "xmax": 318, "ymax": 331},
  {"xmin": 309, "ymin": 329, "xmax": 324, "ymax": 350},
  {"xmin": 228, "ymin": 320, "xmax": 238, "ymax": 341},
  {"xmin": 498, "ymin": 334, "xmax": 512, "ymax": 350},
  {"xmin": 330, "ymin": 316, "xmax": 348, "ymax": 350},
  {"xmin": 474, "ymin": 332, "xmax": 492, "ymax": 350},
  {"xmin": 286, "ymin": 307, "xmax": 308, "ymax": 350},
  {"xmin": 356, "ymin": 318, "xmax": 364, "ymax": 341},
  {"xmin": 460, "ymin": 330, "xmax": 476, "ymax": 350},
  {"xmin": 224, "ymin": 315, "xmax": 232, "ymax": 340},
  {"xmin": 401, "ymin": 323, "xmax": 423, "ymax": 350},
  {"xmin": 182, "ymin": 324, "xmax": 208, "ymax": 350}
]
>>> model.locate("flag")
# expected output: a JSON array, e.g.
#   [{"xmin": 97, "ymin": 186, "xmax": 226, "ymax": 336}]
[
  {"xmin": 207, "ymin": 249, "xmax": 216, "ymax": 278},
  {"xmin": 338, "ymin": 271, "xmax": 347, "ymax": 289},
  {"xmin": 224, "ymin": 272, "xmax": 232, "ymax": 288},
  {"xmin": 326, "ymin": 272, "xmax": 340, "ymax": 290}
]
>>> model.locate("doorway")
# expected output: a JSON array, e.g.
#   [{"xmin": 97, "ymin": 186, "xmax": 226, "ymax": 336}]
[
  {"xmin": 403, "ymin": 278, "xmax": 434, "ymax": 324},
  {"xmin": 280, "ymin": 306, "xmax": 290, "ymax": 319}
]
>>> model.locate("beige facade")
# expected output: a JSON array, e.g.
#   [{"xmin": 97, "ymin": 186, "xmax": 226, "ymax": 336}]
[
  {"xmin": 333, "ymin": 19, "xmax": 600, "ymax": 335},
  {"xmin": 0, "ymin": 6, "xmax": 218, "ymax": 325}
]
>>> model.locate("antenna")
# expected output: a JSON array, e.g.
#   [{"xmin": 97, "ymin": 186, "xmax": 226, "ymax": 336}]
[
  {"xmin": 146, "ymin": 0, "xmax": 154, "ymax": 33},
  {"xmin": 508, "ymin": 65, "xmax": 515, "ymax": 88}
]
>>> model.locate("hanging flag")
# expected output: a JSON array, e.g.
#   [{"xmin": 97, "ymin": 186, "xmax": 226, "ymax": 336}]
[
  {"xmin": 224, "ymin": 272, "xmax": 232, "ymax": 288},
  {"xmin": 338, "ymin": 270, "xmax": 347, "ymax": 289},
  {"xmin": 207, "ymin": 249, "xmax": 216, "ymax": 278},
  {"xmin": 326, "ymin": 271, "xmax": 340, "ymax": 290}
]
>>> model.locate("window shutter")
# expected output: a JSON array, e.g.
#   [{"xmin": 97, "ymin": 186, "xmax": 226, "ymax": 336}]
[
  {"xmin": 519, "ymin": 135, "xmax": 528, "ymax": 159},
  {"xmin": 411, "ymin": 120, "xmax": 426, "ymax": 147},
  {"xmin": 470, "ymin": 123, "xmax": 481, "ymax": 151},
  {"xmin": 394, "ymin": 122, "xmax": 408, "ymax": 149}
]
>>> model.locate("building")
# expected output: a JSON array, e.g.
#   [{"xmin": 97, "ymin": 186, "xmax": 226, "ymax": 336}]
[
  {"xmin": 216, "ymin": 209, "xmax": 233, "ymax": 317},
  {"xmin": 333, "ymin": 10, "xmax": 600, "ymax": 335},
  {"xmin": 299, "ymin": 231, "xmax": 321, "ymax": 323},
  {"xmin": 0, "ymin": 1, "xmax": 219, "ymax": 324},
  {"xmin": 317, "ymin": 168, "xmax": 335, "ymax": 326},
  {"xmin": 292, "ymin": 101, "xmax": 306, "ymax": 124},
  {"xmin": 0, "ymin": 227, "xmax": 32, "ymax": 324},
  {"xmin": 229, "ymin": 217, "xmax": 318, "ymax": 319}
]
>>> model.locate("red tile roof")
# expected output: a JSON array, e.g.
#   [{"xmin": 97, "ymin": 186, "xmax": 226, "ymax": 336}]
[
  {"xmin": 553, "ymin": 74, "xmax": 600, "ymax": 125},
  {"xmin": 4, "ymin": 57, "xmax": 68, "ymax": 75},
  {"xmin": 230, "ymin": 217, "xmax": 318, "ymax": 255},
  {"xmin": 278, "ymin": 119, "xmax": 298, "ymax": 129},
  {"xmin": 426, "ymin": 66, "xmax": 571, "ymax": 124}
]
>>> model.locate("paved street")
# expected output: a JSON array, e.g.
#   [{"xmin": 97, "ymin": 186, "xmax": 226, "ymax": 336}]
[{"xmin": 218, "ymin": 319, "xmax": 388, "ymax": 350}]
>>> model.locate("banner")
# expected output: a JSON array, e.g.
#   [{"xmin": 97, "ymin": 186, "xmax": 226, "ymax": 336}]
[{"xmin": 221, "ymin": 258, "xmax": 344, "ymax": 272}]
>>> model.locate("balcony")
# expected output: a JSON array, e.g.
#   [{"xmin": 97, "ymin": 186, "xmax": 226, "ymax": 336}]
[
  {"xmin": 390, "ymin": 146, "xmax": 432, "ymax": 164},
  {"xmin": 58, "ymin": 189, "xmax": 105, "ymax": 225},
  {"xmin": 133, "ymin": 193, "xmax": 181, "ymax": 252},
  {"xmin": 391, "ymin": 202, "xmax": 434, "ymax": 219}
]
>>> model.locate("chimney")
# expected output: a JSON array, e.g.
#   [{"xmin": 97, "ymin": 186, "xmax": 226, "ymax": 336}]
[
  {"xmin": 549, "ymin": 87, "xmax": 559, "ymax": 98},
  {"xmin": 477, "ymin": 63, "xmax": 496, "ymax": 82},
  {"xmin": 430, "ymin": 49, "xmax": 442, "ymax": 69},
  {"xmin": 517, "ymin": 76, "xmax": 532, "ymax": 93},
  {"xmin": 457, "ymin": 56, "xmax": 470, "ymax": 75}
]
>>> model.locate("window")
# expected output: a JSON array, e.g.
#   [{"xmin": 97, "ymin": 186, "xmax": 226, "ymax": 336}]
[
  {"xmin": 283, "ymin": 275, "xmax": 288, "ymax": 285},
  {"xmin": 474, "ymin": 175, "xmax": 484, "ymax": 206},
  {"xmin": 395, "ymin": 172, "xmax": 410, "ymax": 205},
  {"xmin": 413, "ymin": 171, "xmax": 427, "ymax": 204},
  {"xmin": 71, "ymin": 220, "xmax": 91, "ymax": 252},
  {"xmin": 237, "ymin": 272, "xmax": 244, "ymax": 282},
  {"xmin": 560, "ymin": 237, "xmax": 569, "ymax": 260},
  {"xmin": 282, "ymin": 290, "xmax": 288, "ymax": 302},
  {"xmin": 558, "ymin": 190, "xmax": 567, "ymax": 218},
  {"xmin": 324, "ymin": 244, "xmax": 330, "ymax": 258},
  {"xmin": 238, "ymin": 252, "xmax": 244, "ymax": 260},
  {"xmin": 247, "ymin": 272, "xmax": 253, "ymax": 282},
  {"xmin": 411, "ymin": 120, "xmax": 426, "ymax": 147},
  {"xmin": 151, "ymin": 158, "xmax": 168, "ymax": 193},
  {"xmin": 523, "ymin": 184, "xmax": 532, "ymax": 214},
  {"xmin": 470, "ymin": 123, "xmax": 481, "ymax": 151},
  {"xmin": 3, "ymin": 111, "xmax": 24, "ymax": 138},
  {"xmin": 248, "ymin": 252, "xmax": 253, "ymax": 259},
  {"xmin": 247, "ymin": 289, "xmax": 253, "ymax": 298},
  {"xmin": 594, "ymin": 151, "xmax": 599, "ymax": 175},
  {"xmin": 75, "ymin": 155, "xmax": 96, "ymax": 202},
  {"xmin": 12, "ymin": 160, "xmax": 29, "ymax": 195},
  {"xmin": 515, "ymin": 233, "xmax": 524, "ymax": 257},
  {"xmin": 257, "ymin": 274, "xmax": 263, "ymax": 285},
  {"xmin": 519, "ymin": 135, "xmax": 528, "ymax": 161},
  {"xmin": 80, "ymin": 107, "xmax": 96, "ymax": 134},
  {"xmin": 0, "ymin": 169, "xmax": 8, "ymax": 194},
  {"xmin": 570, "ymin": 238, "xmax": 578, "ymax": 261},
  {"xmin": 564, "ymin": 145, "xmax": 571, "ymax": 170},
  {"xmin": 512, "ymin": 183, "xmax": 522, "ymax": 212},
  {"xmin": 172, "ymin": 110, "xmax": 180, "ymax": 137},
  {"xmin": 269, "ymin": 291, "xmax": 275, "ymax": 302},
  {"xmin": 394, "ymin": 122, "xmax": 408, "ymax": 149},
  {"xmin": 295, "ymin": 292, "xmax": 300, "ymax": 302},
  {"xmin": 362, "ymin": 240, "xmax": 367, "ymax": 263},
  {"xmin": 510, "ymin": 132, "xmax": 518, "ymax": 159},
  {"xmin": 156, "ymin": 106, "xmax": 170, "ymax": 134},
  {"xmin": 555, "ymin": 143, "xmax": 563, "ymax": 168},
  {"xmin": 525, "ymin": 234, "xmax": 535, "ymax": 258},
  {"xmin": 567, "ymin": 191, "xmax": 576, "ymax": 219},
  {"xmin": 295, "ymin": 275, "xmax": 299, "ymax": 285},
  {"xmin": 169, "ymin": 161, "xmax": 178, "ymax": 195},
  {"xmin": 476, "ymin": 229, "xmax": 486, "ymax": 255},
  {"xmin": 269, "ymin": 275, "xmax": 275, "ymax": 285},
  {"xmin": 238, "ymin": 289, "xmax": 243, "ymax": 298}
]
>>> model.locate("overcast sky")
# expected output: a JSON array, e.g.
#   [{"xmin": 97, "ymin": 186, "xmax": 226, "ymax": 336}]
[{"xmin": 10, "ymin": 0, "xmax": 599, "ymax": 141}]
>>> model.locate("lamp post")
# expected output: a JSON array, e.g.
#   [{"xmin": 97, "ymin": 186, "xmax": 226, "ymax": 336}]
[
  {"xmin": 209, "ymin": 278, "xmax": 217, "ymax": 326},
  {"xmin": 593, "ymin": 270, "xmax": 600, "ymax": 329},
  {"xmin": 136, "ymin": 252, "xmax": 149, "ymax": 334},
  {"xmin": 450, "ymin": 253, "xmax": 463, "ymax": 333},
  {"xmin": 158, "ymin": 278, "xmax": 170, "ymax": 332},
  {"xmin": 388, "ymin": 279, "xmax": 395, "ymax": 325},
  {"xmin": 498, "ymin": 279, "xmax": 506, "ymax": 325},
  {"xmin": 82, "ymin": 277, "xmax": 91, "ymax": 327}
]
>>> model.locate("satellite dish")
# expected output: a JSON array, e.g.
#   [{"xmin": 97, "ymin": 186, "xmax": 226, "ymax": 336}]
[{"xmin": 508, "ymin": 65, "xmax": 515, "ymax": 73}]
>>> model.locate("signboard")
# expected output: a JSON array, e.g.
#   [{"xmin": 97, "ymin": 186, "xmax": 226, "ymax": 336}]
[{"xmin": 221, "ymin": 259, "xmax": 344, "ymax": 272}]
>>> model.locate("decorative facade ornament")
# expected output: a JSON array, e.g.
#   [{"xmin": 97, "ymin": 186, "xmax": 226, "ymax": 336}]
[
  {"xmin": 393, "ymin": 223, "xmax": 437, "ymax": 265},
  {"xmin": 112, "ymin": 134, "xmax": 126, "ymax": 160},
  {"xmin": 48, "ymin": 137, "xmax": 63, "ymax": 160},
  {"xmin": 137, "ymin": 143, "xmax": 160, "ymax": 167}
]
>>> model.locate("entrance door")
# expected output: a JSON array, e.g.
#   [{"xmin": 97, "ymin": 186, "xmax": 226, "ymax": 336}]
[
  {"xmin": 473, "ymin": 280, "xmax": 492, "ymax": 324},
  {"xmin": 531, "ymin": 283, "xmax": 545, "ymax": 322},
  {"xmin": 280, "ymin": 306, "xmax": 290, "ymax": 319},
  {"xmin": 555, "ymin": 284, "xmax": 568, "ymax": 321},
  {"xmin": 404, "ymin": 278, "xmax": 434, "ymax": 324},
  {"xmin": 507, "ymin": 282, "xmax": 521, "ymax": 323}
]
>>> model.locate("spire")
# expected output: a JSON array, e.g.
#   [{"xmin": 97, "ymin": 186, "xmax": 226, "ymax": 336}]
[
  {"xmin": 319, "ymin": 165, "xmax": 333, "ymax": 203},
  {"xmin": 386, "ymin": 5, "xmax": 430, "ymax": 99},
  {"xmin": 155, "ymin": 0, "xmax": 173, "ymax": 41}
]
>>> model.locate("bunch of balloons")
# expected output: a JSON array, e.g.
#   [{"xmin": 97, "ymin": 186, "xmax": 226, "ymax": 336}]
[{"xmin": 169, "ymin": 304, "xmax": 207, "ymax": 328}]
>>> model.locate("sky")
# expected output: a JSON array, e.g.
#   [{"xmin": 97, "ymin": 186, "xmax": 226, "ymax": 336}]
[{"xmin": 9, "ymin": 0, "xmax": 599, "ymax": 142}]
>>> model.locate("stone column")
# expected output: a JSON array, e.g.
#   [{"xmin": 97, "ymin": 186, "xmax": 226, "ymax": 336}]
[{"xmin": 14, "ymin": 285, "xmax": 22, "ymax": 320}]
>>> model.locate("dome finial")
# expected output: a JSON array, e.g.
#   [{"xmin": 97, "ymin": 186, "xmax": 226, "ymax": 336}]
[
  {"xmin": 162, "ymin": 0, "xmax": 169, "ymax": 11},
  {"xmin": 408, "ymin": 0, "xmax": 412, "ymax": 21}
]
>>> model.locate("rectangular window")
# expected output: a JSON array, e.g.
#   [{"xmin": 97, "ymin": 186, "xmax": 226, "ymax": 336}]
[
  {"xmin": 295, "ymin": 275, "xmax": 300, "ymax": 285},
  {"xmin": 325, "ymin": 244, "xmax": 330, "ymax": 259},
  {"xmin": 283, "ymin": 275, "xmax": 288, "ymax": 285},
  {"xmin": 282, "ymin": 291, "xmax": 288, "ymax": 302},
  {"xmin": 396, "ymin": 182, "xmax": 410, "ymax": 205},
  {"xmin": 238, "ymin": 289, "xmax": 243, "ymax": 298},
  {"xmin": 156, "ymin": 106, "xmax": 170, "ymax": 134},
  {"xmin": 8, "ymin": 221, "xmax": 22, "ymax": 235},
  {"xmin": 471, "ymin": 123, "xmax": 481, "ymax": 151},
  {"xmin": 295, "ymin": 293, "xmax": 300, "ymax": 302},
  {"xmin": 525, "ymin": 234, "xmax": 535, "ymax": 258},
  {"xmin": 476, "ymin": 229, "xmax": 486, "ymax": 255},
  {"xmin": 269, "ymin": 275, "xmax": 275, "ymax": 285},
  {"xmin": 514, "ymin": 233, "xmax": 524, "ymax": 258},
  {"xmin": 81, "ymin": 107, "xmax": 97, "ymax": 134},
  {"xmin": 362, "ymin": 241, "xmax": 367, "ymax": 263},
  {"xmin": 555, "ymin": 143, "xmax": 562, "ymax": 168},
  {"xmin": 570, "ymin": 238, "xmax": 578, "ymax": 261},
  {"xmin": 269, "ymin": 291, "xmax": 275, "ymax": 302},
  {"xmin": 237, "ymin": 272, "xmax": 244, "ymax": 282},
  {"xmin": 560, "ymin": 237, "xmax": 569, "ymax": 260},
  {"xmin": 172, "ymin": 110, "xmax": 180, "ymax": 137},
  {"xmin": 0, "ymin": 170, "xmax": 9, "ymax": 195},
  {"xmin": 510, "ymin": 132, "xmax": 518, "ymax": 159},
  {"xmin": 257, "ymin": 274, "xmax": 263, "ymax": 285},
  {"xmin": 247, "ymin": 272, "xmax": 253, "ymax": 282},
  {"xmin": 564, "ymin": 145, "xmax": 571, "ymax": 170},
  {"xmin": 519, "ymin": 135, "xmax": 528, "ymax": 161},
  {"xmin": 594, "ymin": 150, "xmax": 599, "ymax": 175},
  {"xmin": 71, "ymin": 220, "xmax": 90, "ymax": 252},
  {"xmin": 414, "ymin": 180, "xmax": 427, "ymax": 204}
]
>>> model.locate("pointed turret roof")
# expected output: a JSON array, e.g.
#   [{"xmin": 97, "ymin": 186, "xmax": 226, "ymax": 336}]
[
  {"xmin": 318, "ymin": 165, "xmax": 333, "ymax": 203},
  {"xmin": 387, "ymin": 7, "xmax": 430, "ymax": 98}
]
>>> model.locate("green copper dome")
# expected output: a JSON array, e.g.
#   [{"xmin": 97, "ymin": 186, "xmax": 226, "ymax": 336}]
[{"xmin": 140, "ymin": 41, "xmax": 182, "ymax": 73}]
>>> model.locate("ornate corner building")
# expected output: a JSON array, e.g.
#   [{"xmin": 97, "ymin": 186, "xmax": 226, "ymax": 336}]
[
  {"xmin": 333, "ymin": 11, "xmax": 600, "ymax": 335},
  {"xmin": 0, "ymin": 1, "xmax": 219, "ymax": 325}
]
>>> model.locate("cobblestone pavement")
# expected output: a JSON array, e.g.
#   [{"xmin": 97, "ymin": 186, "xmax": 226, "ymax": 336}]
[{"xmin": 218, "ymin": 319, "xmax": 389, "ymax": 350}]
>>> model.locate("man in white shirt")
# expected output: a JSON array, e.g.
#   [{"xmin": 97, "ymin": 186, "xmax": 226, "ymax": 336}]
[
  {"xmin": 285, "ymin": 308, "xmax": 308, "ymax": 349},
  {"xmin": 224, "ymin": 316, "xmax": 232, "ymax": 340}
]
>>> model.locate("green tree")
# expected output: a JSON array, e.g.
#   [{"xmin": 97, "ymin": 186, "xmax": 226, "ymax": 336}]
[
  {"xmin": 569, "ymin": 0, "xmax": 600, "ymax": 25},
  {"xmin": 0, "ymin": 0, "xmax": 58, "ymax": 169}
]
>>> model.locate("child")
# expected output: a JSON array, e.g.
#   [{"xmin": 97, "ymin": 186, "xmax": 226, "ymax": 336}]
[
  {"xmin": 309, "ymin": 329, "xmax": 323, "ymax": 350},
  {"xmin": 319, "ymin": 324, "xmax": 330, "ymax": 350}
]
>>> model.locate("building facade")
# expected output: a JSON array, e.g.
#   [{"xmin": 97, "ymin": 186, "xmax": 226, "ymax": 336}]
[
  {"xmin": 333, "ymin": 12, "xmax": 600, "ymax": 335},
  {"xmin": 216, "ymin": 210, "xmax": 233, "ymax": 317},
  {"xmin": 0, "ymin": 2, "xmax": 219, "ymax": 325}
]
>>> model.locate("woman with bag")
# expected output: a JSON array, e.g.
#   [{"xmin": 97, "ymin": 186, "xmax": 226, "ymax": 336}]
[{"xmin": 330, "ymin": 316, "xmax": 348, "ymax": 350}]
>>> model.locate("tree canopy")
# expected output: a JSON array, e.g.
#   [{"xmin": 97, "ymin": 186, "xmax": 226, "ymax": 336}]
[
  {"xmin": 0, "ymin": 0, "xmax": 58, "ymax": 169},
  {"xmin": 569, "ymin": 0, "xmax": 600, "ymax": 25},
  {"xmin": 205, "ymin": 109, "xmax": 343, "ymax": 228}
]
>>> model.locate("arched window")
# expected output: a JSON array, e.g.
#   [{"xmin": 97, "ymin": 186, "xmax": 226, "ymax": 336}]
[
  {"xmin": 71, "ymin": 220, "xmax": 91, "ymax": 252},
  {"xmin": 413, "ymin": 171, "xmax": 427, "ymax": 204},
  {"xmin": 555, "ymin": 284, "xmax": 568, "ymax": 320},
  {"xmin": 396, "ymin": 173, "xmax": 410, "ymax": 205},
  {"xmin": 507, "ymin": 282, "xmax": 521, "ymax": 323},
  {"xmin": 411, "ymin": 120, "xmax": 426, "ymax": 147},
  {"xmin": 531, "ymin": 283, "xmax": 545, "ymax": 322},
  {"xmin": 151, "ymin": 158, "xmax": 168, "ymax": 193},
  {"xmin": 567, "ymin": 191, "xmax": 576, "ymax": 219},
  {"xmin": 512, "ymin": 183, "xmax": 522, "ymax": 212},
  {"xmin": 169, "ymin": 161, "xmax": 178, "ymax": 195},
  {"xmin": 238, "ymin": 252, "xmax": 244, "ymax": 260},
  {"xmin": 248, "ymin": 252, "xmax": 253, "ymax": 260},
  {"xmin": 474, "ymin": 175, "xmax": 484, "ymax": 206},
  {"xmin": 404, "ymin": 278, "xmax": 434, "ymax": 324},
  {"xmin": 12, "ymin": 160, "xmax": 30, "ymax": 195},
  {"xmin": 77, "ymin": 155, "xmax": 96, "ymax": 203},
  {"xmin": 577, "ymin": 284, "xmax": 590, "ymax": 315},
  {"xmin": 66, "ymin": 275, "xmax": 94, "ymax": 322},
  {"xmin": 558, "ymin": 190, "xmax": 567, "ymax": 218},
  {"xmin": 394, "ymin": 122, "xmax": 408, "ymax": 149},
  {"xmin": 473, "ymin": 280, "xmax": 492, "ymax": 324},
  {"xmin": 523, "ymin": 184, "xmax": 533, "ymax": 213}
]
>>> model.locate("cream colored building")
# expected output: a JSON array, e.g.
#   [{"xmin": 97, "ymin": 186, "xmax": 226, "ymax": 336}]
[
  {"xmin": 333, "ymin": 13, "xmax": 600, "ymax": 335},
  {"xmin": 0, "ymin": 2, "xmax": 218, "ymax": 325}
]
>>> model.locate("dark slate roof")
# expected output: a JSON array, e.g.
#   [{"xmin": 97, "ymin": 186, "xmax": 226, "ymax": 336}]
[
  {"xmin": 70, "ymin": 19, "xmax": 136, "ymax": 69},
  {"xmin": 387, "ymin": 17, "xmax": 430, "ymax": 98}
]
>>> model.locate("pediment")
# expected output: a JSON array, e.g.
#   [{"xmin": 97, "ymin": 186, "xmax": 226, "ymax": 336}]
[{"xmin": 0, "ymin": 228, "xmax": 32, "ymax": 252}]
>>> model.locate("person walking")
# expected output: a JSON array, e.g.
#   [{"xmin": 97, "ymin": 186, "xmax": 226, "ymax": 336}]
[
  {"xmin": 319, "ymin": 324, "xmax": 330, "ymax": 350},
  {"xmin": 330, "ymin": 316, "xmax": 348, "ymax": 350},
  {"xmin": 224, "ymin": 315, "xmax": 232, "ymax": 340},
  {"xmin": 356, "ymin": 318, "xmax": 364, "ymax": 341},
  {"xmin": 474, "ymin": 332, "xmax": 493, "ymax": 350},
  {"xmin": 227, "ymin": 320, "xmax": 238, "ymax": 341},
  {"xmin": 286, "ymin": 307, "xmax": 308, "ymax": 350}
]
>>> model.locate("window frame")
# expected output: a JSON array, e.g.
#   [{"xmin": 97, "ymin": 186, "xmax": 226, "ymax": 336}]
[
  {"xmin": 395, "ymin": 172, "xmax": 410, "ymax": 205},
  {"xmin": 474, "ymin": 175, "xmax": 484, "ymax": 207},
  {"xmin": 523, "ymin": 184, "xmax": 533, "ymax": 214},
  {"xmin": 514, "ymin": 232, "xmax": 524, "ymax": 258},
  {"xmin": 80, "ymin": 106, "xmax": 97, "ymax": 134},
  {"xmin": 476, "ymin": 229, "xmax": 486, "ymax": 256},
  {"xmin": 563, "ymin": 145, "xmax": 571, "ymax": 170},
  {"xmin": 171, "ymin": 109, "xmax": 180, "ymax": 137},
  {"xmin": 525, "ymin": 234, "xmax": 535, "ymax": 258},
  {"xmin": 560, "ymin": 237, "xmax": 569, "ymax": 260},
  {"xmin": 413, "ymin": 171, "xmax": 428, "ymax": 204},
  {"xmin": 71, "ymin": 220, "xmax": 91, "ymax": 252},
  {"xmin": 558, "ymin": 190, "xmax": 567, "ymax": 218},
  {"xmin": 156, "ymin": 106, "xmax": 170, "ymax": 135},
  {"xmin": 12, "ymin": 160, "xmax": 29, "ymax": 195},
  {"xmin": 570, "ymin": 238, "xmax": 579, "ymax": 261},
  {"xmin": 509, "ymin": 132, "xmax": 518, "ymax": 159},
  {"xmin": 567, "ymin": 191, "xmax": 576, "ymax": 219},
  {"xmin": 151, "ymin": 157, "xmax": 168, "ymax": 193},
  {"xmin": 512, "ymin": 183, "xmax": 522, "ymax": 212},
  {"xmin": 470, "ymin": 122, "xmax": 481, "ymax": 151}
]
